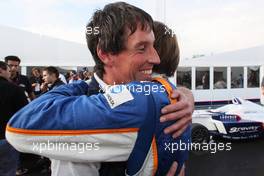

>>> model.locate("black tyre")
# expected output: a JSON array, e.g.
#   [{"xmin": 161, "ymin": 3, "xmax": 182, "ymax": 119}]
[{"xmin": 191, "ymin": 123, "xmax": 210, "ymax": 144}]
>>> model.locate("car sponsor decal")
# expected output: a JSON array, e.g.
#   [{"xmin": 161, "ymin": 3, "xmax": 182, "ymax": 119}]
[{"xmin": 229, "ymin": 126, "xmax": 260, "ymax": 133}]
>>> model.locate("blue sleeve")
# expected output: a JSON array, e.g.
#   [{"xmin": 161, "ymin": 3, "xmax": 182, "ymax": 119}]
[{"xmin": 8, "ymin": 81, "xmax": 152, "ymax": 131}]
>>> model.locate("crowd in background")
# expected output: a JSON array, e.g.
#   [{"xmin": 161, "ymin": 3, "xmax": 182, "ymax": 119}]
[
  {"xmin": 30, "ymin": 67, "xmax": 93, "ymax": 97},
  {"xmin": 0, "ymin": 55, "xmax": 93, "ymax": 176}
]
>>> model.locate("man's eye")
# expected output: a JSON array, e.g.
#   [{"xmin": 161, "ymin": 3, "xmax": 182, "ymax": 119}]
[{"xmin": 138, "ymin": 46, "xmax": 145, "ymax": 52}]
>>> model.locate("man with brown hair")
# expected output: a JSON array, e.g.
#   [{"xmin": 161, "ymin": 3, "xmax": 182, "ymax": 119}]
[
  {"xmin": 4, "ymin": 55, "xmax": 35, "ymax": 100},
  {"xmin": 41, "ymin": 66, "xmax": 65, "ymax": 93}
]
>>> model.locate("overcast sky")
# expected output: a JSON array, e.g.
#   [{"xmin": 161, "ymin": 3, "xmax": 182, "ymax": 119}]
[{"xmin": 0, "ymin": 0, "xmax": 264, "ymax": 58}]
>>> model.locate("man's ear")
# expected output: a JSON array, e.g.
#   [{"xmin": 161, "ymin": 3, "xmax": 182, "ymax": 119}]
[{"xmin": 97, "ymin": 45, "xmax": 114, "ymax": 66}]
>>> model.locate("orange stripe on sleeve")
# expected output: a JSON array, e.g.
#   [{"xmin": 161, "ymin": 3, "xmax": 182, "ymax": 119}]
[
  {"xmin": 151, "ymin": 136, "xmax": 158, "ymax": 176},
  {"xmin": 6, "ymin": 125, "xmax": 139, "ymax": 136},
  {"xmin": 152, "ymin": 77, "xmax": 177, "ymax": 104}
]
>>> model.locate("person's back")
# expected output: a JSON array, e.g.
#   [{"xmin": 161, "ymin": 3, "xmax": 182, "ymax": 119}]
[
  {"xmin": 0, "ymin": 62, "xmax": 28, "ymax": 140},
  {"xmin": 0, "ymin": 78, "xmax": 28, "ymax": 138}
]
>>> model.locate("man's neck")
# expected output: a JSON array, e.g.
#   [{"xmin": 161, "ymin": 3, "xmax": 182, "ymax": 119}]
[
  {"xmin": 102, "ymin": 72, "xmax": 128, "ymax": 85},
  {"xmin": 102, "ymin": 74, "xmax": 116, "ymax": 85}
]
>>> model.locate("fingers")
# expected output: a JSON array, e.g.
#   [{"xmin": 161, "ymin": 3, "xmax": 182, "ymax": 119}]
[
  {"xmin": 170, "ymin": 89, "xmax": 181, "ymax": 99},
  {"xmin": 166, "ymin": 162, "xmax": 178, "ymax": 176},
  {"xmin": 160, "ymin": 101, "xmax": 192, "ymax": 123},
  {"xmin": 161, "ymin": 99, "xmax": 188, "ymax": 116},
  {"xmin": 172, "ymin": 123, "xmax": 189, "ymax": 139},
  {"xmin": 179, "ymin": 164, "xmax": 185, "ymax": 176},
  {"xmin": 164, "ymin": 115, "xmax": 192, "ymax": 138}
]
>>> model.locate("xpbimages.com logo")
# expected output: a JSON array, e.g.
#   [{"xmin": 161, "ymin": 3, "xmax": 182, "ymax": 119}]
[
  {"xmin": 99, "ymin": 83, "xmax": 166, "ymax": 96},
  {"xmin": 164, "ymin": 140, "xmax": 232, "ymax": 154},
  {"xmin": 32, "ymin": 141, "xmax": 100, "ymax": 154}
]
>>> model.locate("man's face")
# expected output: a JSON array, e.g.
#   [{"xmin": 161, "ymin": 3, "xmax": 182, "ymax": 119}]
[
  {"xmin": 0, "ymin": 66, "xmax": 11, "ymax": 80},
  {"xmin": 7, "ymin": 60, "xmax": 19, "ymax": 77},
  {"xmin": 33, "ymin": 70, "xmax": 40, "ymax": 77},
  {"xmin": 70, "ymin": 71, "xmax": 78, "ymax": 79},
  {"xmin": 42, "ymin": 71, "xmax": 55, "ymax": 84},
  {"xmin": 107, "ymin": 26, "xmax": 160, "ymax": 84}
]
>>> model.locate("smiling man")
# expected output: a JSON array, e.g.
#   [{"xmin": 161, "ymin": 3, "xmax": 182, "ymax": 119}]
[{"xmin": 86, "ymin": 6, "xmax": 193, "ymax": 174}]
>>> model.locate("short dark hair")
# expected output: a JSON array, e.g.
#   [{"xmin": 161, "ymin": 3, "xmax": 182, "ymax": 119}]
[
  {"xmin": 0, "ymin": 61, "xmax": 8, "ymax": 70},
  {"xmin": 153, "ymin": 21, "xmax": 180, "ymax": 77},
  {"xmin": 43, "ymin": 66, "xmax": 59, "ymax": 78},
  {"xmin": 86, "ymin": 2, "xmax": 154, "ymax": 77},
  {"xmin": 4, "ymin": 55, "xmax": 21, "ymax": 64}
]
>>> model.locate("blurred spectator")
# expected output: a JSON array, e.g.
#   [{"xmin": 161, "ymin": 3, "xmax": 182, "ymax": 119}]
[
  {"xmin": 214, "ymin": 78, "xmax": 227, "ymax": 89},
  {"xmin": 237, "ymin": 74, "xmax": 243, "ymax": 88},
  {"xmin": 68, "ymin": 70, "xmax": 81, "ymax": 83},
  {"xmin": 78, "ymin": 71, "xmax": 85, "ymax": 80},
  {"xmin": 83, "ymin": 71, "xmax": 93, "ymax": 81},
  {"xmin": 248, "ymin": 70, "xmax": 259, "ymax": 87},
  {"xmin": 41, "ymin": 66, "xmax": 65, "ymax": 93},
  {"xmin": 29, "ymin": 67, "xmax": 43, "ymax": 97},
  {"xmin": 5, "ymin": 55, "xmax": 35, "ymax": 100},
  {"xmin": 202, "ymin": 72, "xmax": 209, "ymax": 89},
  {"xmin": 65, "ymin": 72, "xmax": 71, "ymax": 83},
  {"xmin": 0, "ymin": 61, "xmax": 28, "ymax": 176}
]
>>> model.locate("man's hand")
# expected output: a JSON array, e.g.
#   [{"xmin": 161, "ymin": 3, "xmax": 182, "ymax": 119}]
[
  {"xmin": 40, "ymin": 83, "xmax": 48, "ymax": 92},
  {"xmin": 160, "ymin": 87, "xmax": 194, "ymax": 138}
]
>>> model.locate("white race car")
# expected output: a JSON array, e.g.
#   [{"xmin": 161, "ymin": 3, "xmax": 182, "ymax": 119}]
[{"xmin": 192, "ymin": 98, "xmax": 264, "ymax": 143}]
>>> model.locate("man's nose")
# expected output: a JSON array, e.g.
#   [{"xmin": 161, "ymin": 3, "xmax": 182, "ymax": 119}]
[
  {"xmin": 148, "ymin": 47, "xmax": 160, "ymax": 65},
  {"xmin": 10, "ymin": 66, "xmax": 17, "ymax": 71}
]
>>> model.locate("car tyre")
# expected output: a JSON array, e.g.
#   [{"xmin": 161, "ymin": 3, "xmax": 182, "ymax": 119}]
[{"xmin": 191, "ymin": 123, "xmax": 210, "ymax": 144}]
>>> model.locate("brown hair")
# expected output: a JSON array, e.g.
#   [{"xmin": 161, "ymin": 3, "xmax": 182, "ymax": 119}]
[
  {"xmin": 32, "ymin": 67, "xmax": 41, "ymax": 74},
  {"xmin": 43, "ymin": 66, "xmax": 59, "ymax": 78},
  {"xmin": 153, "ymin": 21, "xmax": 180, "ymax": 77}
]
